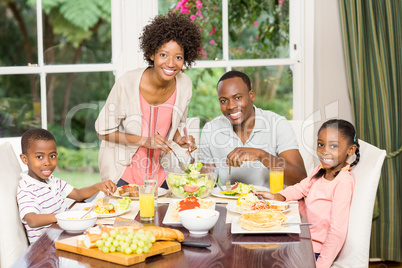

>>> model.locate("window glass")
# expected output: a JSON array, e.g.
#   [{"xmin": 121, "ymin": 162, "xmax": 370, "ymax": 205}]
[
  {"xmin": 0, "ymin": 74, "xmax": 41, "ymax": 137},
  {"xmin": 0, "ymin": 3, "xmax": 37, "ymax": 66},
  {"xmin": 233, "ymin": 66, "xmax": 293, "ymax": 119},
  {"xmin": 46, "ymin": 72, "xmax": 114, "ymax": 177},
  {"xmin": 159, "ymin": 0, "xmax": 223, "ymax": 60},
  {"xmin": 229, "ymin": 0, "xmax": 289, "ymax": 59},
  {"xmin": 184, "ymin": 67, "xmax": 225, "ymax": 126}
]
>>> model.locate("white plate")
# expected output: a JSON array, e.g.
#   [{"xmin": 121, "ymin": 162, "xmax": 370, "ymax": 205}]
[
  {"xmin": 211, "ymin": 185, "xmax": 270, "ymax": 199},
  {"xmin": 231, "ymin": 212, "xmax": 301, "ymax": 234},
  {"xmin": 71, "ymin": 202, "xmax": 132, "ymax": 218},
  {"xmin": 226, "ymin": 201, "xmax": 291, "ymax": 214},
  {"xmin": 162, "ymin": 198, "xmax": 216, "ymax": 226},
  {"xmin": 113, "ymin": 187, "xmax": 168, "ymax": 200}
]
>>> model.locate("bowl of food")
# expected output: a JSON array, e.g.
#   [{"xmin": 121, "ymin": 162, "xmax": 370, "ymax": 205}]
[
  {"xmin": 165, "ymin": 163, "xmax": 218, "ymax": 199},
  {"xmin": 55, "ymin": 210, "xmax": 98, "ymax": 233},
  {"xmin": 179, "ymin": 208, "xmax": 220, "ymax": 235}
]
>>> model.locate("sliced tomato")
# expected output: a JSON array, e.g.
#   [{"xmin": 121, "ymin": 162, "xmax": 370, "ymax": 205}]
[
  {"xmin": 183, "ymin": 185, "xmax": 199, "ymax": 193},
  {"xmin": 109, "ymin": 209, "xmax": 116, "ymax": 213},
  {"xmin": 231, "ymin": 182, "xmax": 239, "ymax": 190}
]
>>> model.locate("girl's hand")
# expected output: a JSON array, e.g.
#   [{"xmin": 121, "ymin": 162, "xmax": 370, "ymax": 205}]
[
  {"xmin": 99, "ymin": 180, "xmax": 117, "ymax": 196},
  {"xmin": 144, "ymin": 133, "xmax": 173, "ymax": 152},
  {"xmin": 175, "ymin": 135, "xmax": 197, "ymax": 154},
  {"xmin": 254, "ymin": 191, "xmax": 286, "ymax": 201}
]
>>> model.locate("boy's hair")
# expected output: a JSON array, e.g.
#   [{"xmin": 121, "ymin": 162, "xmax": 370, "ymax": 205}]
[
  {"xmin": 217, "ymin": 71, "xmax": 252, "ymax": 91},
  {"xmin": 313, "ymin": 119, "xmax": 360, "ymax": 179},
  {"xmin": 139, "ymin": 11, "xmax": 202, "ymax": 69},
  {"xmin": 21, "ymin": 128, "xmax": 56, "ymax": 154}
]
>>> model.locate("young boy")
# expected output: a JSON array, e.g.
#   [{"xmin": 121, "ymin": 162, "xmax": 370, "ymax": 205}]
[{"xmin": 17, "ymin": 128, "xmax": 117, "ymax": 244}]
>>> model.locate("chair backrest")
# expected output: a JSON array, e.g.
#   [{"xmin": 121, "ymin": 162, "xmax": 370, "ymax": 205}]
[
  {"xmin": 288, "ymin": 120, "xmax": 317, "ymax": 174},
  {"xmin": 332, "ymin": 139, "xmax": 386, "ymax": 268},
  {"xmin": 0, "ymin": 142, "xmax": 29, "ymax": 268}
]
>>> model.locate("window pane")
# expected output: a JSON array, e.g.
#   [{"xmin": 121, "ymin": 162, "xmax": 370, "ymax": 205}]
[
  {"xmin": 0, "ymin": 74, "xmax": 41, "ymax": 137},
  {"xmin": 158, "ymin": 0, "xmax": 223, "ymax": 61},
  {"xmin": 47, "ymin": 72, "xmax": 114, "ymax": 175},
  {"xmin": 184, "ymin": 67, "xmax": 225, "ymax": 126},
  {"xmin": 0, "ymin": 3, "xmax": 38, "ymax": 66},
  {"xmin": 229, "ymin": 0, "xmax": 289, "ymax": 59},
  {"xmin": 43, "ymin": 1, "xmax": 112, "ymax": 65},
  {"xmin": 232, "ymin": 66, "xmax": 293, "ymax": 119}
]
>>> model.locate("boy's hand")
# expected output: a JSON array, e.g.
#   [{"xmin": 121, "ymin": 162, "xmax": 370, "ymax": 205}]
[{"xmin": 99, "ymin": 180, "xmax": 117, "ymax": 196}]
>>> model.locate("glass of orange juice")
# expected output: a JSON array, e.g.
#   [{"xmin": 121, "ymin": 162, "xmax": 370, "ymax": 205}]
[
  {"xmin": 270, "ymin": 167, "xmax": 284, "ymax": 194},
  {"xmin": 139, "ymin": 183, "xmax": 155, "ymax": 222}
]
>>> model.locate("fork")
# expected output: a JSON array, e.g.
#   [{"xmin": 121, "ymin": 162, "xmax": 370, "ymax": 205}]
[
  {"xmin": 103, "ymin": 188, "xmax": 111, "ymax": 206},
  {"xmin": 183, "ymin": 127, "xmax": 195, "ymax": 164}
]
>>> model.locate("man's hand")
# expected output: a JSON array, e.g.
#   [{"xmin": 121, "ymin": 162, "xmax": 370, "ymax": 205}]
[{"xmin": 226, "ymin": 147, "xmax": 263, "ymax": 167}]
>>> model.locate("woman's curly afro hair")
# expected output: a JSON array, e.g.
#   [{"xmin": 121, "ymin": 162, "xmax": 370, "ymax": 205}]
[{"xmin": 139, "ymin": 11, "xmax": 202, "ymax": 69}]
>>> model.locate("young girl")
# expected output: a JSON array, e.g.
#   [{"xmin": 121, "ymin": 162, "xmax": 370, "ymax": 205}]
[
  {"xmin": 95, "ymin": 12, "xmax": 202, "ymax": 188},
  {"xmin": 256, "ymin": 119, "xmax": 360, "ymax": 268}
]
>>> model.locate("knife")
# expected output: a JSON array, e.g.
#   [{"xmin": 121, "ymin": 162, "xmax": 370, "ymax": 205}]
[
  {"xmin": 180, "ymin": 241, "xmax": 211, "ymax": 248},
  {"xmin": 282, "ymin": 222, "xmax": 313, "ymax": 226}
]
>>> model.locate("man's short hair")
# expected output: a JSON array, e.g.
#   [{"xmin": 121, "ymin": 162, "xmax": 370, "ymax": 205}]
[
  {"xmin": 21, "ymin": 128, "xmax": 56, "ymax": 154},
  {"xmin": 217, "ymin": 70, "xmax": 252, "ymax": 91}
]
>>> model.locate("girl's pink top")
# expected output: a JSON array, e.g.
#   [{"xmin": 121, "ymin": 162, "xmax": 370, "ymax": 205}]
[
  {"xmin": 121, "ymin": 89, "xmax": 177, "ymax": 187},
  {"xmin": 279, "ymin": 165, "xmax": 354, "ymax": 268}
]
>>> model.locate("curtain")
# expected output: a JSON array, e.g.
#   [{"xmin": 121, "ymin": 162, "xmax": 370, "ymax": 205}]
[{"xmin": 338, "ymin": 0, "xmax": 401, "ymax": 262}]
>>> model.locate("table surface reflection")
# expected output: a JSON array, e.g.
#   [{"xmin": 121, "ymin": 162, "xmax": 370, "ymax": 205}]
[{"xmin": 13, "ymin": 204, "xmax": 316, "ymax": 268}]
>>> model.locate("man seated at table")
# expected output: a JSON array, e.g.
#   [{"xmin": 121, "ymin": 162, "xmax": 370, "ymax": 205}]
[{"xmin": 199, "ymin": 71, "xmax": 306, "ymax": 188}]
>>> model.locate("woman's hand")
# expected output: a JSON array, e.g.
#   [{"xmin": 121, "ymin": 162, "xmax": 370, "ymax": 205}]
[
  {"xmin": 175, "ymin": 135, "xmax": 197, "ymax": 154},
  {"xmin": 98, "ymin": 180, "xmax": 117, "ymax": 196},
  {"xmin": 143, "ymin": 133, "xmax": 173, "ymax": 152}
]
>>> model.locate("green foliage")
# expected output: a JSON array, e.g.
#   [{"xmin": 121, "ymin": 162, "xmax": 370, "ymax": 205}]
[{"xmin": 56, "ymin": 146, "xmax": 99, "ymax": 172}]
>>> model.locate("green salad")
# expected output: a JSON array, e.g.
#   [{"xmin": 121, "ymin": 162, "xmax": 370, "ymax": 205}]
[{"xmin": 167, "ymin": 162, "xmax": 216, "ymax": 198}]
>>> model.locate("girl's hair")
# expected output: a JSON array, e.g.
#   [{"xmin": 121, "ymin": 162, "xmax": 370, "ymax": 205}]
[
  {"xmin": 313, "ymin": 119, "xmax": 360, "ymax": 179},
  {"xmin": 139, "ymin": 11, "xmax": 202, "ymax": 69}
]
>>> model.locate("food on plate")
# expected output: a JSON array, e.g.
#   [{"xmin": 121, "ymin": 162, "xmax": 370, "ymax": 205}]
[
  {"xmin": 236, "ymin": 193, "xmax": 269, "ymax": 213},
  {"xmin": 235, "ymin": 193, "xmax": 289, "ymax": 213},
  {"xmin": 220, "ymin": 182, "xmax": 254, "ymax": 196},
  {"xmin": 238, "ymin": 210, "xmax": 287, "ymax": 231},
  {"xmin": 115, "ymin": 184, "xmax": 139, "ymax": 197},
  {"xmin": 170, "ymin": 196, "xmax": 214, "ymax": 222},
  {"xmin": 166, "ymin": 162, "xmax": 217, "ymax": 198},
  {"xmin": 85, "ymin": 198, "xmax": 131, "ymax": 215}
]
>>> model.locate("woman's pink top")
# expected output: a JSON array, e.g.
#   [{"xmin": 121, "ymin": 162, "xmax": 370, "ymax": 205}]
[
  {"xmin": 279, "ymin": 165, "xmax": 354, "ymax": 268},
  {"xmin": 121, "ymin": 89, "xmax": 177, "ymax": 187}
]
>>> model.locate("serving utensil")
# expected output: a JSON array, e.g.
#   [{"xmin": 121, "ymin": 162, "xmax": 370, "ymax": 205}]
[
  {"xmin": 183, "ymin": 127, "xmax": 195, "ymax": 164},
  {"xmin": 80, "ymin": 206, "xmax": 95, "ymax": 219},
  {"xmin": 216, "ymin": 181, "xmax": 224, "ymax": 192},
  {"xmin": 282, "ymin": 222, "xmax": 313, "ymax": 226},
  {"xmin": 251, "ymin": 190, "xmax": 270, "ymax": 207},
  {"xmin": 226, "ymin": 165, "xmax": 232, "ymax": 192},
  {"xmin": 157, "ymin": 131, "xmax": 189, "ymax": 173}
]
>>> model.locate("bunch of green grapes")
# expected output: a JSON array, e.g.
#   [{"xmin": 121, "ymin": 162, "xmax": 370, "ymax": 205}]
[{"xmin": 95, "ymin": 228, "xmax": 156, "ymax": 255}]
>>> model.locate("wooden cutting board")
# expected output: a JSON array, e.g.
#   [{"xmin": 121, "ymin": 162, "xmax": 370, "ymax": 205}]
[{"xmin": 55, "ymin": 236, "xmax": 181, "ymax": 266}]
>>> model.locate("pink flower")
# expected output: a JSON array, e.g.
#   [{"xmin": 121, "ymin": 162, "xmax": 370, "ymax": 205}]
[
  {"xmin": 213, "ymin": 5, "xmax": 217, "ymax": 9},
  {"xmin": 238, "ymin": 47, "xmax": 242, "ymax": 50},
  {"xmin": 190, "ymin": 15, "xmax": 197, "ymax": 20},
  {"xmin": 210, "ymin": 40, "xmax": 215, "ymax": 45},
  {"xmin": 256, "ymin": 35, "xmax": 259, "ymax": 39},
  {"xmin": 176, "ymin": 2, "xmax": 182, "ymax": 9},
  {"xmin": 254, "ymin": 21, "xmax": 258, "ymax": 27},
  {"xmin": 180, "ymin": 7, "xmax": 190, "ymax": 14},
  {"xmin": 196, "ymin": 10, "xmax": 203, "ymax": 18},
  {"xmin": 196, "ymin": 0, "xmax": 202, "ymax": 8},
  {"xmin": 279, "ymin": 0, "xmax": 285, "ymax": 6}
]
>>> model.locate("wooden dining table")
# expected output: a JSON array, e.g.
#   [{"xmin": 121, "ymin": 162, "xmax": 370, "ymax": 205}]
[{"xmin": 13, "ymin": 198, "xmax": 316, "ymax": 268}]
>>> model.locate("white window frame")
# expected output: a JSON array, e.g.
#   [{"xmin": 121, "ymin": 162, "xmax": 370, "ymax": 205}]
[{"xmin": 0, "ymin": 0, "xmax": 314, "ymax": 138}]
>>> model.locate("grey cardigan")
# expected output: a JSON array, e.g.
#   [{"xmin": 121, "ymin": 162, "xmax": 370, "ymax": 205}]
[{"xmin": 95, "ymin": 67, "xmax": 192, "ymax": 182}]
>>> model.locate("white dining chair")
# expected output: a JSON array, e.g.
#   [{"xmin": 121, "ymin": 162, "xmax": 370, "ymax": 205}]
[
  {"xmin": 0, "ymin": 142, "xmax": 29, "ymax": 268},
  {"xmin": 331, "ymin": 139, "xmax": 386, "ymax": 268}
]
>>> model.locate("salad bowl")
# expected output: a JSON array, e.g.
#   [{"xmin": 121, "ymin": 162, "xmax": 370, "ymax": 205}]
[{"xmin": 165, "ymin": 163, "xmax": 218, "ymax": 199}]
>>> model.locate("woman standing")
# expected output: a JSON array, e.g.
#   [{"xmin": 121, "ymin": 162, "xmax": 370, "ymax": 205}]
[{"xmin": 95, "ymin": 12, "xmax": 202, "ymax": 188}]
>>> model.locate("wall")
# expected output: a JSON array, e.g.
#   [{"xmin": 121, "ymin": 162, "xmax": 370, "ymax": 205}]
[{"xmin": 313, "ymin": 0, "xmax": 353, "ymax": 125}]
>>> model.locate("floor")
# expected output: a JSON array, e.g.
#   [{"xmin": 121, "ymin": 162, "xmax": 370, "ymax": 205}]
[{"xmin": 369, "ymin": 261, "xmax": 402, "ymax": 268}]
